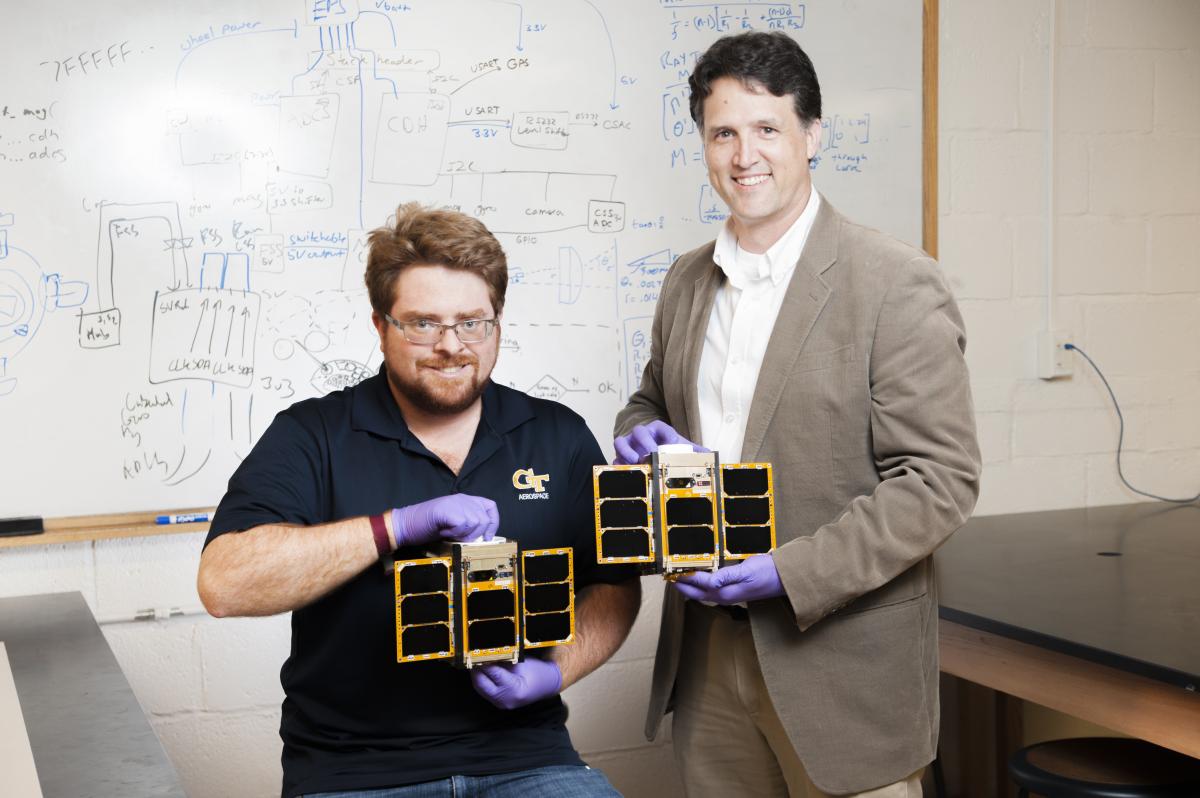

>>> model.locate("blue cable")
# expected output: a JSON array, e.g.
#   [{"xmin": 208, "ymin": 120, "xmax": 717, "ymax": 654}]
[{"xmin": 1065, "ymin": 343, "xmax": 1200, "ymax": 504}]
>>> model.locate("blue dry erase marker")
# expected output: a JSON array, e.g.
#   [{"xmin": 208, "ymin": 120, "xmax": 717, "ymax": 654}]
[{"xmin": 156, "ymin": 512, "xmax": 213, "ymax": 525}]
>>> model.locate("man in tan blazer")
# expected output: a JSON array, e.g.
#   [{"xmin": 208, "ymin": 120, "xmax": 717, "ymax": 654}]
[{"xmin": 614, "ymin": 32, "xmax": 981, "ymax": 797}]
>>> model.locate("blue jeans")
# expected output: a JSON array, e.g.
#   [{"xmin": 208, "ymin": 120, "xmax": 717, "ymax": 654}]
[{"xmin": 303, "ymin": 765, "xmax": 621, "ymax": 798}]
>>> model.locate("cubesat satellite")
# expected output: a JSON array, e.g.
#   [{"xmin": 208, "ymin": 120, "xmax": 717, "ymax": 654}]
[
  {"xmin": 393, "ymin": 538, "xmax": 575, "ymax": 667},
  {"xmin": 594, "ymin": 444, "xmax": 776, "ymax": 574}
]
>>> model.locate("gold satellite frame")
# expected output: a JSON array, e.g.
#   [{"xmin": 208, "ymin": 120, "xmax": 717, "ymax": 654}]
[
  {"xmin": 594, "ymin": 444, "xmax": 776, "ymax": 575},
  {"xmin": 394, "ymin": 538, "xmax": 575, "ymax": 667}
]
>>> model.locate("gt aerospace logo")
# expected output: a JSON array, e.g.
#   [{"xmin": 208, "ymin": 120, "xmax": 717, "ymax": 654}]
[{"xmin": 512, "ymin": 467, "xmax": 550, "ymax": 500}]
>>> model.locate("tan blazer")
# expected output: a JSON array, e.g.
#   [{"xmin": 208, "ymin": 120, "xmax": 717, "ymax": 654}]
[{"xmin": 616, "ymin": 197, "xmax": 981, "ymax": 794}]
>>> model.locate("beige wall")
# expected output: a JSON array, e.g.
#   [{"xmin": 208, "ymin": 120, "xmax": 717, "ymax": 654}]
[
  {"xmin": 943, "ymin": 0, "xmax": 1200, "ymax": 516},
  {"xmin": 2, "ymin": 2, "xmax": 1196, "ymax": 796}
]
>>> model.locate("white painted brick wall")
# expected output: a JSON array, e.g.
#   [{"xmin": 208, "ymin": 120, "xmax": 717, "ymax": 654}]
[
  {"xmin": 940, "ymin": 216, "xmax": 1013, "ymax": 299},
  {"xmin": 1012, "ymin": 407, "xmax": 1142, "ymax": 458},
  {"xmin": 587, "ymin": 744, "xmax": 684, "ymax": 798},
  {"xmin": 974, "ymin": 412, "xmax": 1012, "ymax": 465},
  {"xmin": 0, "ymin": 543, "xmax": 95, "ymax": 602},
  {"xmin": 1154, "ymin": 50, "xmax": 1200, "ymax": 133},
  {"xmin": 1058, "ymin": 49, "xmax": 1155, "ymax": 133},
  {"xmin": 104, "ymin": 619, "xmax": 204, "ymax": 715},
  {"xmin": 154, "ymin": 708, "xmax": 283, "ymax": 798},
  {"xmin": 1012, "ymin": 371, "xmax": 1108, "ymax": 412},
  {"xmin": 1055, "ymin": 217, "xmax": 1147, "ymax": 294},
  {"xmin": 93, "ymin": 533, "xmax": 206, "ymax": 621},
  {"xmin": 1088, "ymin": 138, "xmax": 1163, "ymax": 217},
  {"xmin": 566, "ymin": 658, "xmax": 659, "ymax": 754},
  {"xmin": 198, "ymin": 615, "xmax": 290, "ymax": 712},
  {"xmin": 611, "ymin": 575, "xmax": 670, "ymax": 664},
  {"xmin": 1057, "ymin": 0, "xmax": 1088, "ymax": 47},
  {"xmin": 1053, "ymin": 135, "xmax": 1092, "ymax": 216},
  {"xmin": 960, "ymin": 300, "xmax": 1046, "ymax": 387},
  {"xmin": 949, "ymin": 132, "xmax": 1047, "ymax": 214},
  {"xmin": 974, "ymin": 457, "xmax": 1089, "ymax": 516},
  {"xmin": 947, "ymin": 0, "xmax": 1200, "ymax": 524},
  {"xmin": 1119, "ymin": 372, "xmax": 1200, "ymax": 405},
  {"xmin": 1092, "ymin": 137, "xmax": 1199, "ymax": 216},
  {"xmin": 1144, "ymin": 400, "xmax": 1200, "ymax": 451},
  {"xmin": 3, "ymin": 4, "xmax": 1196, "ymax": 797},
  {"xmin": 940, "ymin": 2, "xmax": 1024, "ymax": 130},
  {"xmin": 1013, "ymin": 217, "xmax": 1053, "ymax": 297},
  {"xmin": 1082, "ymin": 0, "xmax": 1200, "ymax": 49},
  {"xmin": 1084, "ymin": 450, "xmax": 1200, "ymax": 505},
  {"xmin": 1149, "ymin": 216, "xmax": 1200, "ymax": 293},
  {"xmin": 1085, "ymin": 297, "xmax": 1200, "ymax": 374}
]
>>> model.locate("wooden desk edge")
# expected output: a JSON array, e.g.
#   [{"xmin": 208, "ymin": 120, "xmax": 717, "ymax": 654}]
[
  {"xmin": 939, "ymin": 618, "xmax": 1200, "ymax": 758},
  {"xmin": 0, "ymin": 509, "xmax": 215, "ymax": 550}
]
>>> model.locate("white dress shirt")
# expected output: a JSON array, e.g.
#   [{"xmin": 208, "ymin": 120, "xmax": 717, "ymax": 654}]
[{"xmin": 697, "ymin": 191, "xmax": 821, "ymax": 461}]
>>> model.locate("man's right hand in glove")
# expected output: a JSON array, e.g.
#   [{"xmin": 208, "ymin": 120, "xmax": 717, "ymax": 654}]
[
  {"xmin": 390, "ymin": 494, "xmax": 499, "ymax": 549},
  {"xmin": 613, "ymin": 420, "xmax": 704, "ymax": 465}
]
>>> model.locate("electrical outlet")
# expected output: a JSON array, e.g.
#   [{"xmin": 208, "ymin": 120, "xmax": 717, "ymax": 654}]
[{"xmin": 1037, "ymin": 330, "xmax": 1073, "ymax": 379}]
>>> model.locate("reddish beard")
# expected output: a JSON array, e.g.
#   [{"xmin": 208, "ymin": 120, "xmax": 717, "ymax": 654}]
[{"xmin": 388, "ymin": 353, "xmax": 488, "ymax": 415}]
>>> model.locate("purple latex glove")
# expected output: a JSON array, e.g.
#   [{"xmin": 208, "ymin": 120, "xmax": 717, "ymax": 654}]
[
  {"xmin": 612, "ymin": 420, "xmax": 703, "ymax": 465},
  {"xmin": 673, "ymin": 554, "xmax": 785, "ymax": 605},
  {"xmin": 470, "ymin": 657, "xmax": 563, "ymax": 710},
  {"xmin": 390, "ymin": 494, "xmax": 499, "ymax": 549}
]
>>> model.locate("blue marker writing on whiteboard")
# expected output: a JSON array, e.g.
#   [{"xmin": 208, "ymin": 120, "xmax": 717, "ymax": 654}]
[{"xmin": 155, "ymin": 512, "xmax": 213, "ymax": 525}]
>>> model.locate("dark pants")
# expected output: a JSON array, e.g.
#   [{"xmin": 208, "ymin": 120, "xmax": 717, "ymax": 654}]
[{"xmin": 303, "ymin": 764, "xmax": 621, "ymax": 798}]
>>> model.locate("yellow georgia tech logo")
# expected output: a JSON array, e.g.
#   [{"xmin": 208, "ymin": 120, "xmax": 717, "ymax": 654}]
[{"xmin": 512, "ymin": 467, "xmax": 550, "ymax": 493}]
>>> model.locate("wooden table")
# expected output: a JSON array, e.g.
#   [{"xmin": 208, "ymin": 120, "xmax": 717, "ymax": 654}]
[
  {"xmin": 0, "ymin": 592, "xmax": 185, "ymax": 797},
  {"xmin": 935, "ymin": 503, "xmax": 1200, "ymax": 793}
]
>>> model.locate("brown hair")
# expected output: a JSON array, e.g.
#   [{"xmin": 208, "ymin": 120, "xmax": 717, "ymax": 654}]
[
  {"xmin": 364, "ymin": 202, "xmax": 508, "ymax": 316},
  {"xmin": 689, "ymin": 31, "xmax": 821, "ymax": 129}
]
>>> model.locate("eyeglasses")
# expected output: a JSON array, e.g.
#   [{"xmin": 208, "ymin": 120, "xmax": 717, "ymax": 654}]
[{"xmin": 382, "ymin": 313, "xmax": 498, "ymax": 345}]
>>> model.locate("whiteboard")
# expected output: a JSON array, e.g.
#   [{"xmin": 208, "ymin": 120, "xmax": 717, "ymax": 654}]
[{"xmin": 0, "ymin": 0, "xmax": 925, "ymax": 518}]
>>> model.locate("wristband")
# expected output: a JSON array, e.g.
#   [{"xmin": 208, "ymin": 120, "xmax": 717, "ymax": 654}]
[{"xmin": 369, "ymin": 513, "xmax": 392, "ymax": 556}]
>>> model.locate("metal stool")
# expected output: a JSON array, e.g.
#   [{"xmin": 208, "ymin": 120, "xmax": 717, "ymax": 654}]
[{"xmin": 1008, "ymin": 737, "xmax": 1200, "ymax": 798}]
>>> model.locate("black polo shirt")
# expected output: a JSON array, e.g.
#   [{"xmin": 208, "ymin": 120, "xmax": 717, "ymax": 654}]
[{"xmin": 206, "ymin": 371, "xmax": 633, "ymax": 798}]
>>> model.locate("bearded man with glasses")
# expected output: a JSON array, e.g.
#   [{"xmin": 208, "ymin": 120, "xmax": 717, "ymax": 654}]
[{"xmin": 198, "ymin": 202, "xmax": 640, "ymax": 798}]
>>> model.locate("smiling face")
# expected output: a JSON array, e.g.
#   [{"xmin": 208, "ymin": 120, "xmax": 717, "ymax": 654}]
[
  {"xmin": 701, "ymin": 77, "xmax": 821, "ymax": 253},
  {"xmin": 372, "ymin": 264, "xmax": 499, "ymax": 419}
]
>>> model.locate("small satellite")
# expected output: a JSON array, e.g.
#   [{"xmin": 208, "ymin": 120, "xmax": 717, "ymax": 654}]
[
  {"xmin": 393, "ymin": 538, "xmax": 574, "ymax": 667},
  {"xmin": 593, "ymin": 445, "xmax": 776, "ymax": 575}
]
